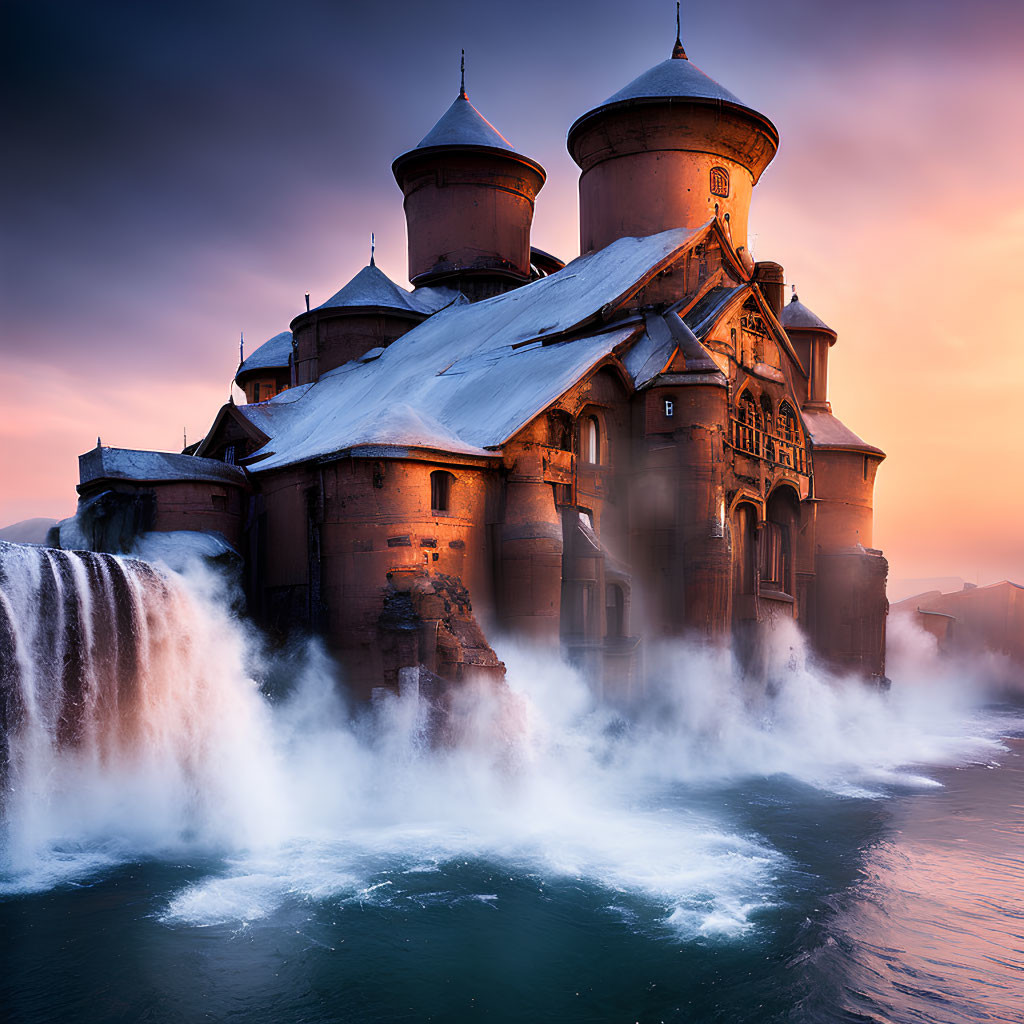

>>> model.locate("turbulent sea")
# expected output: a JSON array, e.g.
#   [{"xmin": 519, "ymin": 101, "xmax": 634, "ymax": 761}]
[{"xmin": 1, "ymin": 545, "xmax": 1022, "ymax": 1023}]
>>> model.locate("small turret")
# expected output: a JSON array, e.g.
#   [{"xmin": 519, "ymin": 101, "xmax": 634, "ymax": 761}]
[
  {"xmin": 235, "ymin": 331, "xmax": 292, "ymax": 403},
  {"xmin": 781, "ymin": 291, "xmax": 837, "ymax": 408},
  {"xmin": 290, "ymin": 257, "xmax": 426, "ymax": 384},
  {"xmin": 392, "ymin": 57, "xmax": 546, "ymax": 300},
  {"xmin": 567, "ymin": 15, "xmax": 777, "ymax": 255}
]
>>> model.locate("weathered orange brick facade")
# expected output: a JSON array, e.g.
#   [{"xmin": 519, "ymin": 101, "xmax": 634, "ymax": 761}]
[{"xmin": 72, "ymin": 30, "xmax": 890, "ymax": 693}]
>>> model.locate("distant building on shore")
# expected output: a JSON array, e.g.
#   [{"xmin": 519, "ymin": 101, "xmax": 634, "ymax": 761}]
[
  {"xmin": 55, "ymin": 24, "xmax": 889, "ymax": 695},
  {"xmin": 892, "ymin": 582, "xmax": 1024, "ymax": 664}
]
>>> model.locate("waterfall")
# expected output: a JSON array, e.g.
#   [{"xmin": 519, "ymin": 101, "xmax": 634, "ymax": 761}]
[{"xmin": 0, "ymin": 540, "xmax": 282, "ymax": 874}]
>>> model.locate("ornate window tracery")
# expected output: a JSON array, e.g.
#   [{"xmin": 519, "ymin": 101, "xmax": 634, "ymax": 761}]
[
  {"xmin": 710, "ymin": 166, "xmax": 730, "ymax": 197},
  {"xmin": 729, "ymin": 391, "xmax": 807, "ymax": 473}
]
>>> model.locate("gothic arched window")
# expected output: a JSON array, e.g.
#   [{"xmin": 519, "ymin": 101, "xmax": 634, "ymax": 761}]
[
  {"xmin": 736, "ymin": 392, "xmax": 761, "ymax": 457},
  {"xmin": 778, "ymin": 402, "xmax": 799, "ymax": 442},
  {"xmin": 710, "ymin": 166, "xmax": 730, "ymax": 198},
  {"xmin": 584, "ymin": 416, "xmax": 601, "ymax": 465}
]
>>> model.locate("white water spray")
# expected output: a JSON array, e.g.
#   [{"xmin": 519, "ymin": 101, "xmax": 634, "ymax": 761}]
[{"xmin": 0, "ymin": 540, "xmax": 1015, "ymax": 937}]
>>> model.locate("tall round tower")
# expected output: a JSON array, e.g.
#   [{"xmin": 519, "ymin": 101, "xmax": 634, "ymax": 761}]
[
  {"xmin": 567, "ymin": 22, "xmax": 778, "ymax": 254},
  {"xmin": 392, "ymin": 66, "xmax": 546, "ymax": 300}
]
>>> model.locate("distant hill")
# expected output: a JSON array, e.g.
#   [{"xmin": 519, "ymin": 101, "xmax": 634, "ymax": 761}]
[
  {"xmin": 888, "ymin": 577, "xmax": 967, "ymax": 603},
  {"xmin": 0, "ymin": 518, "xmax": 58, "ymax": 545}
]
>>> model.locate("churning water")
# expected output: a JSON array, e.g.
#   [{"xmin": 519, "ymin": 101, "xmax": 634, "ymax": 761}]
[{"xmin": 1, "ymin": 539, "xmax": 1021, "ymax": 1023}]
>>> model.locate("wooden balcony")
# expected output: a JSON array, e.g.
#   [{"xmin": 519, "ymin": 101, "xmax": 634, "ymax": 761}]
[{"xmin": 728, "ymin": 418, "xmax": 808, "ymax": 474}]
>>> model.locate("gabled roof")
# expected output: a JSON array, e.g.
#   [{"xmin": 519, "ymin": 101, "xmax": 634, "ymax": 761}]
[
  {"xmin": 781, "ymin": 294, "xmax": 837, "ymax": 337},
  {"xmin": 680, "ymin": 279, "xmax": 804, "ymax": 373},
  {"xmin": 79, "ymin": 446, "xmax": 246, "ymax": 488},
  {"xmin": 237, "ymin": 330, "xmax": 291, "ymax": 378},
  {"xmin": 313, "ymin": 262, "xmax": 422, "ymax": 315},
  {"xmin": 684, "ymin": 285, "xmax": 747, "ymax": 340},
  {"xmin": 194, "ymin": 400, "xmax": 274, "ymax": 459},
  {"xmin": 241, "ymin": 227, "xmax": 702, "ymax": 472},
  {"xmin": 414, "ymin": 93, "xmax": 515, "ymax": 152}
]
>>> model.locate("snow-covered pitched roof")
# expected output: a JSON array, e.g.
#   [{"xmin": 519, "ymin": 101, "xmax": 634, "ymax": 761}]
[
  {"xmin": 781, "ymin": 294, "xmax": 836, "ymax": 337},
  {"xmin": 684, "ymin": 285, "xmax": 747, "ymax": 339},
  {"xmin": 801, "ymin": 410, "xmax": 884, "ymax": 456},
  {"xmin": 237, "ymin": 330, "xmax": 291, "ymax": 377},
  {"xmin": 413, "ymin": 94, "xmax": 515, "ymax": 152},
  {"xmin": 79, "ymin": 447, "xmax": 246, "ymax": 487},
  {"xmin": 314, "ymin": 262, "xmax": 423, "ymax": 315},
  {"xmin": 243, "ymin": 228, "xmax": 699, "ymax": 472}
]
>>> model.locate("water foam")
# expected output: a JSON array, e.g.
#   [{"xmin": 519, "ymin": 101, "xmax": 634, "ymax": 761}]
[{"xmin": 1, "ymin": 543, "xmax": 1015, "ymax": 940}]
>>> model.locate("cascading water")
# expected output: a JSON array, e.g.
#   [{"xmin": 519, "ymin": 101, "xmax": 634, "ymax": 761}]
[
  {"xmin": 0, "ymin": 540, "xmax": 283, "ymax": 879},
  {"xmin": 1, "ymin": 538, "xmax": 1021, "ymax": 1023}
]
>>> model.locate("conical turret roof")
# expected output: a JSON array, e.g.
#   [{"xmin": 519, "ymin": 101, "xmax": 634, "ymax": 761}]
[
  {"xmin": 315, "ymin": 262, "xmax": 420, "ymax": 314},
  {"xmin": 602, "ymin": 56, "xmax": 747, "ymax": 109},
  {"xmin": 780, "ymin": 293, "xmax": 836, "ymax": 337},
  {"xmin": 568, "ymin": 36, "xmax": 777, "ymax": 152},
  {"xmin": 414, "ymin": 94, "xmax": 515, "ymax": 152},
  {"xmin": 237, "ymin": 330, "xmax": 291, "ymax": 377}
]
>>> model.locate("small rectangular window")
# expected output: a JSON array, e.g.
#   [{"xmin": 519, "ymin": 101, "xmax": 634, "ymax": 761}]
[
  {"xmin": 430, "ymin": 470, "xmax": 452, "ymax": 513},
  {"xmin": 224, "ymin": 445, "xmax": 236, "ymax": 465},
  {"xmin": 211, "ymin": 493, "xmax": 227, "ymax": 511},
  {"xmin": 664, "ymin": 400, "xmax": 674, "ymax": 417}
]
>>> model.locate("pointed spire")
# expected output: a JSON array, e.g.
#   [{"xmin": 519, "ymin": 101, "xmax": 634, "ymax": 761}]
[
  {"xmin": 239, "ymin": 331, "xmax": 244, "ymax": 365},
  {"xmin": 672, "ymin": 1, "xmax": 688, "ymax": 59},
  {"xmin": 370, "ymin": 232, "xmax": 376, "ymax": 267},
  {"xmin": 459, "ymin": 48, "xmax": 466, "ymax": 99}
]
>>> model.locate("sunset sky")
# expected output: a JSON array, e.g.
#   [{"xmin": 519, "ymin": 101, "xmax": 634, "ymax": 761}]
[{"xmin": 2, "ymin": 0, "xmax": 1022, "ymax": 588}]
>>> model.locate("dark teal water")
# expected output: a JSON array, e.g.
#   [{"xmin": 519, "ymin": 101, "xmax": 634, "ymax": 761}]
[{"xmin": 3, "ymin": 720, "xmax": 1021, "ymax": 1024}]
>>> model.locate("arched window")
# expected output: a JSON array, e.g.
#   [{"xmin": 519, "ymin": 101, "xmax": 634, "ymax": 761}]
[
  {"xmin": 430, "ymin": 470, "xmax": 453, "ymax": 513},
  {"xmin": 710, "ymin": 166, "xmax": 730, "ymax": 198},
  {"xmin": 762, "ymin": 488, "xmax": 798, "ymax": 595},
  {"xmin": 778, "ymin": 402, "xmax": 799, "ymax": 442},
  {"xmin": 761, "ymin": 395, "xmax": 776, "ymax": 462},
  {"xmin": 736, "ymin": 392, "xmax": 761, "ymax": 457},
  {"xmin": 776, "ymin": 402, "xmax": 801, "ymax": 470},
  {"xmin": 584, "ymin": 416, "xmax": 601, "ymax": 465}
]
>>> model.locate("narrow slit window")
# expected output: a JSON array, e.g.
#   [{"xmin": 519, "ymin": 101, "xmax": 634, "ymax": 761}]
[{"xmin": 584, "ymin": 416, "xmax": 601, "ymax": 465}]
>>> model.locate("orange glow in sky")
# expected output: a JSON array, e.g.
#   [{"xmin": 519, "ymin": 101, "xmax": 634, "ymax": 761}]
[{"xmin": 1, "ymin": 7, "xmax": 1021, "ymax": 591}]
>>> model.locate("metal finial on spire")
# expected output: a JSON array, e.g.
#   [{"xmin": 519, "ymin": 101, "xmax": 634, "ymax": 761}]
[
  {"xmin": 791, "ymin": 284, "xmax": 798, "ymax": 303},
  {"xmin": 459, "ymin": 49, "xmax": 466, "ymax": 98},
  {"xmin": 370, "ymin": 232, "xmax": 375, "ymax": 267},
  {"xmin": 239, "ymin": 331, "xmax": 244, "ymax": 364},
  {"xmin": 672, "ymin": 1, "xmax": 688, "ymax": 59}
]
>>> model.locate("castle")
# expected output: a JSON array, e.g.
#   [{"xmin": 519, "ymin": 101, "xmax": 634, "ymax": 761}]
[{"xmin": 57, "ymin": 25, "xmax": 889, "ymax": 696}]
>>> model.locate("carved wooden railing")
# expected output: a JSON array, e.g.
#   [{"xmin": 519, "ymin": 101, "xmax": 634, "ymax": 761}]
[{"xmin": 729, "ymin": 418, "xmax": 808, "ymax": 474}]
